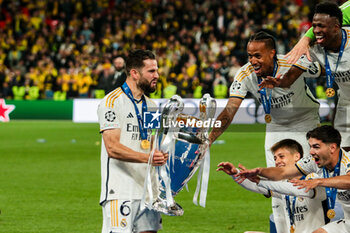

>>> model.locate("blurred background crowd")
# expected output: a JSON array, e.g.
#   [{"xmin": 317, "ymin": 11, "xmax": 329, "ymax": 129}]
[{"xmin": 0, "ymin": 0, "xmax": 333, "ymax": 100}]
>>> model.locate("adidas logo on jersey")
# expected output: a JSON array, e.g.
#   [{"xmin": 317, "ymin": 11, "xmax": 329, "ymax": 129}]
[{"xmin": 127, "ymin": 112, "xmax": 134, "ymax": 118}]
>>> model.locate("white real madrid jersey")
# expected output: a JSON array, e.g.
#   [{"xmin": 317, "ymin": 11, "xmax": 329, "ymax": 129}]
[
  {"xmin": 295, "ymin": 28, "xmax": 350, "ymax": 147},
  {"xmin": 97, "ymin": 87, "xmax": 158, "ymax": 204},
  {"xmin": 296, "ymin": 28, "xmax": 350, "ymax": 105},
  {"xmin": 296, "ymin": 150, "xmax": 350, "ymax": 220},
  {"xmin": 268, "ymin": 173, "xmax": 327, "ymax": 233},
  {"xmin": 229, "ymin": 55, "xmax": 320, "ymax": 131}
]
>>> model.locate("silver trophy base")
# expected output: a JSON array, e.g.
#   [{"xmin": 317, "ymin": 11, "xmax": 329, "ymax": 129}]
[{"xmin": 152, "ymin": 197, "xmax": 184, "ymax": 216}]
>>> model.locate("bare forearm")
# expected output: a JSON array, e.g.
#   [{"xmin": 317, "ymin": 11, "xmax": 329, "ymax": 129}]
[
  {"xmin": 259, "ymin": 167, "xmax": 286, "ymax": 180},
  {"xmin": 209, "ymin": 99, "xmax": 239, "ymax": 144},
  {"xmin": 259, "ymin": 167, "xmax": 299, "ymax": 181},
  {"xmin": 278, "ymin": 68, "xmax": 304, "ymax": 88},
  {"xmin": 316, "ymin": 175, "xmax": 350, "ymax": 189},
  {"xmin": 209, "ymin": 108, "xmax": 234, "ymax": 143},
  {"xmin": 107, "ymin": 143, "xmax": 149, "ymax": 163}
]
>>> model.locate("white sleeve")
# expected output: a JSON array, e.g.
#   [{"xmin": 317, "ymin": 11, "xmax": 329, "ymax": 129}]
[
  {"xmin": 296, "ymin": 155, "xmax": 319, "ymax": 175},
  {"xmin": 229, "ymin": 68, "xmax": 249, "ymax": 99},
  {"xmin": 232, "ymin": 170, "xmax": 270, "ymax": 197},
  {"xmin": 292, "ymin": 54, "xmax": 321, "ymax": 78},
  {"xmin": 258, "ymin": 174, "xmax": 327, "ymax": 200},
  {"xmin": 97, "ymin": 101, "xmax": 121, "ymax": 132},
  {"xmin": 304, "ymin": 173, "xmax": 327, "ymax": 200},
  {"xmin": 258, "ymin": 180, "xmax": 316, "ymax": 198}
]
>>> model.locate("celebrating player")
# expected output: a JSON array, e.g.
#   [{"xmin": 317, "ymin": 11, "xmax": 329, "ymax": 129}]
[
  {"xmin": 259, "ymin": 2, "xmax": 350, "ymax": 152},
  {"xmin": 209, "ymin": 31, "xmax": 320, "ymax": 232},
  {"xmin": 285, "ymin": 1, "xmax": 350, "ymax": 64},
  {"xmin": 218, "ymin": 139, "xmax": 327, "ymax": 233},
  {"xmin": 97, "ymin": 49, "xmax": 168, "ymax": 233},
  {"xmin": 238, "ymin": 125, "xmax": 350, "ymax": 232}
]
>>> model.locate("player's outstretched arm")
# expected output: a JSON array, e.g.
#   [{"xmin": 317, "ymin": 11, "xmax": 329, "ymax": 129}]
[
  {"xmin": 285, "ymin": 36, "xmax": 312, "ymax": 64},
  {"xmin": 237, "ymin": 165, "xmax": 301, "ymax": 181},
  {"xmin": 208, "ymin": 97, "xmax": 242, "ymax": 146},
  {"xmin": 258, "ymin": 179, "xmax": 322, "ymax": 199},
  {"xmin": 217, "ymin": 162, "xmax": 270, "ymax": 196},
  {"xmin": 258, "ymin": 74, "xmax": 283, "ymax": 90},
  {"xmin": 259, "ymin": 66, "xmax": 304, "ymax": 90},
  {"xmin": 217, "ymin": 162, "xmax": 238, "ymax": 175},
  {"xmin": 291, "ymin": 173, "xmax": 350, "ymax": 192}
]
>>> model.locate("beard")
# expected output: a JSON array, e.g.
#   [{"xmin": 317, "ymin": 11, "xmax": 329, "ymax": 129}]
[
  {"xmin": 115, "ymin": 66, "xmax": 124, "ymax": 72},
  {"xmin": 137, "ymin": 74, "xmax": 156, "ymax": 93}
]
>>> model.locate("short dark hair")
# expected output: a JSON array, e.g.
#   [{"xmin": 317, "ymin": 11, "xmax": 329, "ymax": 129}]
[
  {"xmin": 248, "ymin": 31, "xmax": 276, "ymax": 51},
  {"xmin": 306, "ymin": 125, "xmax": 341, "ymax": 147},
  {"xmin": 125, "ymin": 49, "xmax": 156, "ymax": 76},
  {"xmin": 271, "ymin": 139, "xmax": 304, "ymax": 158},
  {"xmin": 315, "ymin": 2, "xmax": 343, "ymax": 27}
]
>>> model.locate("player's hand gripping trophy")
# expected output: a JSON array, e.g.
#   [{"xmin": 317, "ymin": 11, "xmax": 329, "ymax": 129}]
[{"xmin": 149, "ymin": 94, "xmax": 216, "ymax": 216}]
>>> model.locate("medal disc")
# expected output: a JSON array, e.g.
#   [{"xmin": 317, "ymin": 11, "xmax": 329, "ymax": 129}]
[
  {"xmin": 325, "ymin": 88, "xmax": 335, "ymax": 97},
  {"xmin": 290, "ymin": 225, "xmax": 295, "ymax": 233},
  {"xmin": 141, "ymin": 140, "xmax": 150, "ymax": 150},
  {"xmin": 265, "ymin": 114, "xmax": 272, "ymax": 123},
  {"xmin": 327, "ymin": 209, "xmax": 336, "ymax": 219}
]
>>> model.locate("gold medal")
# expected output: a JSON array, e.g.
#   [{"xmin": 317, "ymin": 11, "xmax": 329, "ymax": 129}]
[
  {"xmin": 265, "ymin": 114, "xmax": 272, "ymax": 123},
  {"xmin": 325, "ymin": 88, "xmax": 335, "ymax": 97},
  {"xmin": 290, "ymin": 225, "xmax": 295, "ymax": 233},
  {"xmin": 141, "ymin": 139, "xmax": 150, "ymax": 150},
  {"xmin": 327, "ymin": 209, "xmax": 336, "ymax": 219}
]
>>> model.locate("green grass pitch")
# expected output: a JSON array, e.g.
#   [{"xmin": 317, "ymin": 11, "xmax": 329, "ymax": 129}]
[{"xmin": 0, "ymin": 121, "xmax": 271, "ymax": 233}]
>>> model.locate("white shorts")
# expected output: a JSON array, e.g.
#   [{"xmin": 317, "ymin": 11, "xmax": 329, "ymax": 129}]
[
  {"xmin": 334, "ymin": 104, "xmax": 350, "ymax": 147},
  {"xmin": 271, "ymin": 197, "xmax": 288, "ymax": 233},
  {"xmin": 102, "ymin": 199, "xmax": 162, "ymax": 233},
  {"xmin": 321, "ymin": 219, "xmax": 350, "ymax": 233}
]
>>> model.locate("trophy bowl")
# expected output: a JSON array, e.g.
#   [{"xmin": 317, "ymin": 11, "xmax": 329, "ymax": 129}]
[{"xmin": 151, "ymin": 94, "xmax": 216, "ymax": 216}]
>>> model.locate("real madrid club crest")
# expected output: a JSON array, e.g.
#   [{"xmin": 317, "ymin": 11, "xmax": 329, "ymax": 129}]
[
  {"xmin": 325, "ymin": 88, "xmax": 335, "ymax": 98},
  {"xmin": 120, "ymin": 218, "xmax": 127, "ymax": 228}
]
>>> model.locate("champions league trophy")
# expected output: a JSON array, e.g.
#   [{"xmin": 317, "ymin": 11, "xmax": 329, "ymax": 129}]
[{"xmin": 145, "ymin": 94, "xmax": 216, "ymax": 216}]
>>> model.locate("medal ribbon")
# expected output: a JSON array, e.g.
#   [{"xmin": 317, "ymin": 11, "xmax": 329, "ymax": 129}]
[
  {"xmin": 324, "ymin": 29, "xmax": 347, "ymax": 90},
  {"xmin": 122, "ymin": 82, "xmax": 148, "ymax": 140},
  {"xmin": 323, "ymin": 150, "xmax": 343, "ymax": 211},
  {"xmin": 285, "ymin": 176, "xmax": 305, "ymax": 229},
  {"xmin": 257, "ymin": 59, "xmax": 278, "ymax": 115}
]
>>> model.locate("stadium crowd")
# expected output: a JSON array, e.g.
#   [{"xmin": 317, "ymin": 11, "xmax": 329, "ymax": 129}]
[{"xmin": 0, "ymin": 0, "xmax": 325, "ymax": 100}]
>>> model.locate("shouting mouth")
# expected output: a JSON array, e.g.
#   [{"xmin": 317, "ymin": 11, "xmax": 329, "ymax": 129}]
[
  {"xmin": 253, "ymin": 65, "xmax": 262, "ymax": 75},
  {"xmin": 314, "ymin": 156, "xmax": 321, "ymax": 165},
  {"xmin": 315, "ymin": 35, "xmax": 325, "ymax": 45}
]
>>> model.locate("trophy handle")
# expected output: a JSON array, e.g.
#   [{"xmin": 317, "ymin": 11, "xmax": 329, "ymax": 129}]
[{"xmin": 160, "ymin": 95, "xmax": 183, "ymax": 134}]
